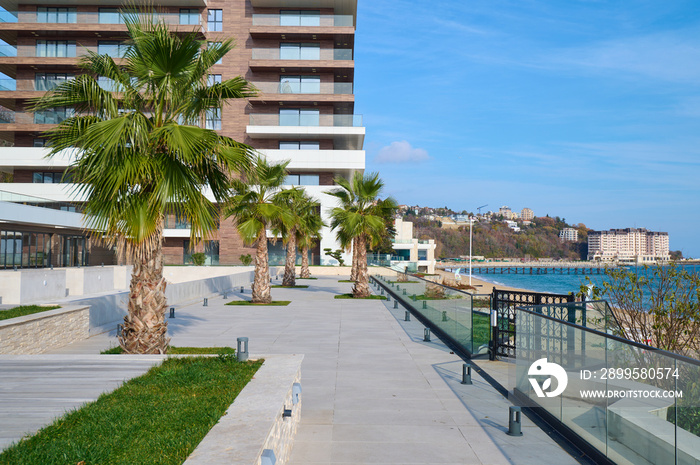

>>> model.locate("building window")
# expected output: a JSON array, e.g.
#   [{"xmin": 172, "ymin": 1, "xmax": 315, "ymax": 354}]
[
  {"xmin": 32, "ymin": 171, "xmax": 70, "ymax": 183},
  {"xmin": 280, "ymin": 10, "xmax": 320, "ymax": 26},
  {"xmin": 207, "ymin": 74, "xmax": 222, "ymax": 86},
  {"xmin": 207, "ymin": 9, "xmax": 222, "ymax": 32},
  {"xmin": 98, "ymin": 8, "xmax": 121, "ymax": 24},
  {"xmin": 179, "ymin": 9, "xmax": 199, "ymax": 25},
  {"xmin": 279, "ymin": 43, "xmax": 320, "ymax": 60},
  {"xmin": 34, "ymin": 107, "xmax": 74, "ymax": 124},
  {"xmin": 279, "ymin": 108, "xmax": 319, "ymax": 126},
  {"xmin": 208, "ymin": 42, "xmax": 223, "ymax": 64},
  {"xmin": 418, "ymin": 250, "xmax": 428, "ymax": 260},
  {"xmin": 205, "ymin": 108, "xmax": 221, "ymax": 130},
  {"xmin": 279, "ymin": 76, "xmax": 320, "ymax": 94},
  {"xmin": 183, "ymin": 240, "xmax": 219, "ymax": 265},
  {"xmin": 285, "ymin": 174, "xmax": 319, "ymax": 185},
  {"xmin": 279, "ymin": 141, "xmax": 320, "ymax": 150},
  {"xmin": 36, "ymin": 40, "xmax": 76, "ymax": 57},
  {"xmin": 98, "ymin": 41, "xmax": 126, "ymax": 58},
  {"xmin": 36, "ymin": 7, "xmax": 77, "ymax": 23},
  {"xmin": 35, "ymin": 73, "xmax": 73, "ymax": 91},
  {"xmin": 33, "ymin": 138, "xmax": 47, "ymax": 147}
]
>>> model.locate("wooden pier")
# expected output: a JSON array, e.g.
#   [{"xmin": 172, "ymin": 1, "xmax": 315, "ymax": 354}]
[{"xmin": 437, "ymin": 265, "xmax": 608, "ymax": 275}]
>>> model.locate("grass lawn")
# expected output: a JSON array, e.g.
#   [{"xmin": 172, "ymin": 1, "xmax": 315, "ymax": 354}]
[
  {"xmin": 0, "ymin": 356, "xmax": 262, "ymax": 465},
  {"xmin": 271, "ymin": 285, "xmax": 309, "ymax": 289},
  {"xmin": 388, "ymin": 280, "xmax": 420, "ymax": 284},
  {"xmin": 101, "ymin": 346, "xmax": 236, "ymax": 355},
  {"xmin": 297, "ymin": 277, "xmax": 317, "ymax": 280},
  {"xmin": 338, "ymin": 279, "xmax": 355, "ymax": 283},
  {"xmin": 225, "ymin": 300, "xmax": 291, "ymax": 306},
  {"xmin": 334, "ymin": 293, "xmax": 387, "ymax": 300},
  {"xmin": 0, "ymin": 305, "xmax": 61, "ymax": 321}
]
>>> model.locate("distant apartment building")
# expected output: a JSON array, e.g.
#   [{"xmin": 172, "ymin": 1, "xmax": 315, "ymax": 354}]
[
  {"xmin": 499, "ymin": 206, "xmax": 518, "ymax": 220},
  {"xmin": 0, "ymin": 0, "xmax": 364, "ymax": 268},
  {"xmin": 559, "ymin": 228, "xmax": 578, "ymax": 242},
  {"xmin": 588, "ymin": 228, "xmax": 670, "ymax": 263},
  {"xmin": 521, "ymin": 208, "xmax": 534, "ymax": 221},
  {"xmin": 392, "ymin": 217, "xmax": 436, "ymax": 273},
  {"xmin": 505, "ymin": 220, "xmax": 520, "ymax": 232}
]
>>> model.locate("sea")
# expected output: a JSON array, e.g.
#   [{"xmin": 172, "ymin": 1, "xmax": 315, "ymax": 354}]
[{"xmin": 450, "ymin": 264, "xmax": 700, "ymax": 296}]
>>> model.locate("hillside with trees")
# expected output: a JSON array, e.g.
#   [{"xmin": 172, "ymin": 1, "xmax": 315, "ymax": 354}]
[{"xmin": 408, "ymin": 215, "xmax": 589, "ymax": 260}]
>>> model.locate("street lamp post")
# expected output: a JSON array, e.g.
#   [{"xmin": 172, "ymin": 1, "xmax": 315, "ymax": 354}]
[{"xmin": 469, "ymin": 216, "xmax": 473, "ymax": 286}]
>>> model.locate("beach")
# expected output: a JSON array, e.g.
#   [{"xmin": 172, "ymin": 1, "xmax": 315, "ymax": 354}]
[{"xmin": 434, "ymin": 268, "xmax": 532, "ymax": 295}]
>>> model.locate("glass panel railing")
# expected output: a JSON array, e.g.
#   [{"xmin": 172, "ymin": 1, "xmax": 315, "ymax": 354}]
[
  {"xmin": 0, "ymin": 189, "xmax": 80, "ymax": 211},
  {"xmin": 371, "ymin": 271, "xmax": 491, "ymax": 356},
  {"xmin": 251, "ymin": 14, "xmax": 353, "ymax": 27},
  {"xmin": 251, "ymin": 48, "xmax": 352, "ymax": 61},
  {"xmin": 0, "ymin": 110, "xmax": 74, "ymax": 125},
  {"xmin": 13, "ymin": 11, "xmax": 197, "ymax": 25},
  {"xmin": 249, "ymin": 113, "xmax": 363, "ymax": 127},
  {"xmin": 515, "ymin": 307, "xmax": 700, "ymax": 465},
  {"xmin": 253, "ymin": 81, "xmax": 352, "ymax": 95}
]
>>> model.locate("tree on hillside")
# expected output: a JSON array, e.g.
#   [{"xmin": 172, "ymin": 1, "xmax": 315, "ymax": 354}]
[
  {"xmin": 327, "ymin": 172, "xmax": 397, "ymax": 297},
  {"xmin": 225, "ymin": 158, "xmax": 291, "ymax": 303},
  {"xmin": 32, "ymin": 14, "xmax": 256, "ymax": 353}
]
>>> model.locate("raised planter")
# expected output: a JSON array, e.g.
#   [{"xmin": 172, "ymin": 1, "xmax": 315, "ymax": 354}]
[
  {"xmin": 0, "ymin": 305, "xmax": 90, "ymax": 354},
  {"xmin": 185, "ymin": 354, "xmax": 304, "ymax": 465}
]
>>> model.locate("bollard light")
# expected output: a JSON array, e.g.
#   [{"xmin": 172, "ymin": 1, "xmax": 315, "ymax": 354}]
[
  {"xmin": 422, "ymin": 300, "xmax": 427, "ymax": 309},
  {"xmin": 203, "ymin": 298, "xmax": 208, "ymax": 307},
  {"xmin": 223, "ymin": 292, "xmax": 228, "ymax": 300},
  {"xmin": 116, "ymin": 323, "xmax": 123, "ymax": 337},
  {"xmin": 396, "ymin": 285, "xmax": 400, "ymax": 291},
  {"xmin": 292, "ymin": 383, "xmax": 302, "ymax": 405},
  {"xmin": 241, "ymin": 286, "xmax": 245, "ymax": 293},
  {"xmin": 412, "ymin": 294, "xmax": 417, "ymax": 301},
  {"xmin": 387, "ymin": 295, "xmax": 390, "ymax": 302},
  {"xmin": 442, "ymin": 310, "xmax": 447, "ymax": 321},
  {"xmin": 261, "ymin": 449, "xmax": 276, "ymax": 465},
  {"xmin": 424, "ymin": 327, "xmax": 431, "ymax": 342},
  {"xmin": 169, "ymin": 307, "xmax": 175, "ymax": 318},
  {"xmin": 394, "ymin": 300, "xmax": 398, "ymax": 309},
  {"xmin": 405, "ymin": 310, "xmax": 410, "ymax": 321},
  {"xmin": 507, "ymin": 406, "xmax": 523, "ymax": 436},
  {"xmin": 282, "ymin": 407, "xmax": 292, "ymax": 418},
  {"xmin": 237, "ymin": 337, "xmax": 249, "ymax": 362},
  {"xmin": 462, "ymin": 363, "xmax": 473, "ymax": 385},
  {"xmin": 381, "ymin": 288, "xmax": 384, "ymax": 295},
  {"xmin": 403, "ymin": 289, "xmax": 407, "ymax": 295}
]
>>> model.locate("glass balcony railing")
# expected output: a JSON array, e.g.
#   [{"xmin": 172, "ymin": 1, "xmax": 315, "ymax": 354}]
[
  {"xmin": 515, "ymin": 305, "xmax": 700, "ymax": 465},
  {"xmin": 251, "ymin": 48, "xmax": 353, "ymax": 61},
  {"xmin": 6, "ymin": 11, "xmax": 200, "ymax": 26},
  {"xmin": 251, "ymin": 14, "xmax": 353, "ymax": 27},
  {"xmin": 252, "ymin": 81, "xmax": 353, "ymax": 95},
  {"xmin": 0, "ymin": 109, "xmax": 74, "ymax": 125},
  {"xmin": 0, "ymin": 189, "xmax": 80, "ymax": 212},
  {"xmin": 371, "ymin": 272, "xmax": 492, "ymax": 357},
  {"xmin": 248, "ymin": 113, "xmax": 363, "ymax": 127}
]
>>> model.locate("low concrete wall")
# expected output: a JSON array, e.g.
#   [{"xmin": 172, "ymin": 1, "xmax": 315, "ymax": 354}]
[
  {"xmin": 0, "ymin": 305, "xmax": 90, "ymax": 354},
  {"xmin": 0, "ymin": 269, "xmax": 68, "ymax": 305},
  {"xmin": 164, "ymin": 266, "xmax": 254, "ymax": 283},
  {"xmin": 185, "ymin": 354, "xmax": 303, "ymax": 465},
  {"xmin": 287, "ymin": 265, "xmax": 395, "ymax": 277},
  {"xmin": 66, "ymin": 267, "xmax": 115, "ymax": 296}
]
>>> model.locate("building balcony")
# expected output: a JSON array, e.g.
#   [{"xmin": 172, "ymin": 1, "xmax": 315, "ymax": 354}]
[
  {"xmin": 0, "ymin": 147, "xmax": 75, "ymax": 171},
  {"xmin": 249, "ymin": 81, "xmax": 354, "ymax": 103},
  {"xmin": 0, "ymin": 109, "xmax": 72, "ymax": 132},
  {"xmin": 249, "ymin": 14, "xmax": 354, "ymax": 40},
  {"xmin": 0, "ymin": 0, "xmax": 206, "ymax": 12},
  {"xmin": 259, "ymin": 149, "xmax": 364, "ymax": 173},
  {"xmin": 247, "ymin": 114, "xmax": 364, "ymax": 150}
]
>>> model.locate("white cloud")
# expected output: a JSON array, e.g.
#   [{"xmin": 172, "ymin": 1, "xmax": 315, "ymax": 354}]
[{"xmin": 374, "ymin": 141, "xmax": 430, "ymax": 164}]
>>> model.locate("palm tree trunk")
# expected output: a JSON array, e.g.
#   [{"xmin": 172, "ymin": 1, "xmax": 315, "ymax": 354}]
[
  {"xmin": 282, "ymin": 230, "xmax": 296, "ymax": 287},
  {"xmin": 252, "ymin": 230, "xmax": 272, "ymax": 303},
  {"xmin": 119, "ymin": 226, "xmax": 169, "ymax": 354},
  {"xmin": 300, "ymin": 244, "xmax": 310, "ymax": 278},
  {"xmin": 350, "ymin": 236, "xmax": 358, "ymax": 281},
  {"xmin": 353, "ymin": 234, "xmax": 370, "ymax": 298}
]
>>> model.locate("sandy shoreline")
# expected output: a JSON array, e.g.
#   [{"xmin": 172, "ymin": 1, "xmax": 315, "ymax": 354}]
[{"xmin": 434, "ymin": 269, "xmax": 532, "ymax": 295}]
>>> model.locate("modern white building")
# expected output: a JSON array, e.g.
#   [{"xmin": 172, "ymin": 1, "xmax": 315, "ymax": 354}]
[
  {"xmin": 392, "ymin": 217, "xmax": 436, "ymax": 274},
  {"xmin": 559, "ymin": 227, "xmax": 578, "ymax": 242}
]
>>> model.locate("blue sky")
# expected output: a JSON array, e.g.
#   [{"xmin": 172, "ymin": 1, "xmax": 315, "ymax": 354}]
[{"xmin": 354, "ymin": 0, "xmax": 700, "ymax": 257}]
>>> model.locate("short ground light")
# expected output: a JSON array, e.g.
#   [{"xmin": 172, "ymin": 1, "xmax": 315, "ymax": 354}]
[
  {"xmin": 169, "ymin": 307, "xmax": 175, "ymax": 318},
  {"xmin": 462, "ymin": 363, "xmax": 472, "ymax": 385},
  {"xmin": 404, "ymin": 310, "xmax": 410, "ymax": 321},
  {"xmin": 394, "ymin": 300, "xmax": 398, "ymax": 309},
  {"xmin": 424, "ymin": 327, "xmax": 431, "ymax": 342},
  {"xmin": 507, "ymin": 406, "xmax": 523, "ymax": 436},
  {"xmin": 203, "ymin": 298, "xmax": 208, "ymax": 307},
  {"xmin": 237, "ymin": 337, "xmax": 249, "ymax": 362}
]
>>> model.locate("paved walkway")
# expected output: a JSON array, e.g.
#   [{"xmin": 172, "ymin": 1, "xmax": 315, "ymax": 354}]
[{"xmin": 1, "ymin": 276, "xmax": 584, "ymax": 464}]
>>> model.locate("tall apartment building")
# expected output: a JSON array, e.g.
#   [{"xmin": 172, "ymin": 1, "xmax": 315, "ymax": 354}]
[
  {"xmin": 520, "ymin": 207, "xmax": 533, "ymax": 221},
  {"xmin": 559, "ymin": 227, "xmax": 578, "ymax": 242},
  {"xmin": 587, "ymin": 228, "xmax": 670, "ymax": 263},
  {"xmin": 498, "ymin": 205, "xmax": 517, "ymax": 220},
  {"xmin": 0, "ymin": 0, "xmax": 364, "ymax": 268}
]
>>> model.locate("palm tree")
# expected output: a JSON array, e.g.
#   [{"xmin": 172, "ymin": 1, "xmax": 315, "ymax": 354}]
[
  {"xmin": 327, "ymin": 172, "xmax": 397, "ymax": 297},
  {"xmin": 225, "ymin": 157, "xmax": 291, "ymax": 303},
  {"xmin": 298, "ymin": 200, "xmax": 324, "ymax": 279},
  {"xmin": 31, "ymin": 14, "xmax": 257, "ymax": 353},
  {"xmin": 273, "ymin": 187, "xmax": 306, "ymax": 287}
]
